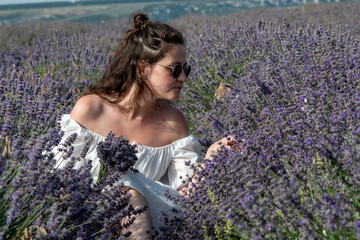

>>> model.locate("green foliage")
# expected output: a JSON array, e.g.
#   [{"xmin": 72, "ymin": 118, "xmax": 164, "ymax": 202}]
[{"xmin": 201, "ymin": 188, "xmax": 243, "ymax": 239}]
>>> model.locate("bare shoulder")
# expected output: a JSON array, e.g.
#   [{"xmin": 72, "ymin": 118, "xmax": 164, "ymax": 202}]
[
  {"xmin": 70, "ymin": 94, "xmax": 104, "ymax": 128},
  {"xmin": 159, "ymin": 100, "xmax": 189, "ymax": 139}
]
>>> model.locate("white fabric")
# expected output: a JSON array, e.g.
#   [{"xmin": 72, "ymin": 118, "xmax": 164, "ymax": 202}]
[{"xmin": 52, "ymin": 114, "xmax": 202, "ymax": 231}]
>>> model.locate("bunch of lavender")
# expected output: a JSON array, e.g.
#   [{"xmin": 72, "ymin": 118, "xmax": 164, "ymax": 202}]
[
  {"xmin": 93, "ymin": 133, "xmax": 148, "ymax": 239},
  {"xmin": 96, "ymin": 132, "xmax": 139, "ymax": 182}
]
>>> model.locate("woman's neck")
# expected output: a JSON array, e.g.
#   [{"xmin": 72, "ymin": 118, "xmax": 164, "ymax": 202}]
[{"xmin": 118, "ymin": 86, "xmax": 160, "ymax": 121}]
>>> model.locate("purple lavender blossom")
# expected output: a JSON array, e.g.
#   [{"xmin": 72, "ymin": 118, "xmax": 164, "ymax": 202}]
[{"xmin": 96, "ymin": 132, "xmax": 138, "ymax": 177}]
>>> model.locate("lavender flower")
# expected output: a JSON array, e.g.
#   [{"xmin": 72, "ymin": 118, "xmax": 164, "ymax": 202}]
[{"xmin": 96, "ymin": 132, "xmax": 138, "ymax": 182}]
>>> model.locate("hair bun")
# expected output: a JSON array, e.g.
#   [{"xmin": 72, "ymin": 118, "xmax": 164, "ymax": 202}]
[{"xmin": 133, "ymin": 12, "xmax": 150, "ymax": 30}]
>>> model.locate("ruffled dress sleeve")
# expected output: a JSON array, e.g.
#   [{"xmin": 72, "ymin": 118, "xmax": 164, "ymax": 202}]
[
  {"xmin": 52, "ymin": 114, "xmax": 105, "ymax": 183},
  {"xmin": 159, "ymin": 135, "xmax": 203, "ymax": 190}
]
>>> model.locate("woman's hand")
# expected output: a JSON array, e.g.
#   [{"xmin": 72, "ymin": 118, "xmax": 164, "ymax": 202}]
[
  {"xmin": 178, "ymin": 136, "xmax": 245, "ymax": 196},
  {"xmin": 205, "ymin": 135, "xmax": 240, "ymax": 160}
]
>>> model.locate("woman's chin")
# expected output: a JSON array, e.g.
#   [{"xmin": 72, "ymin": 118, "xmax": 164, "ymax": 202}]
[
  {"xmin": 158, "ymin": 93, "xmax": 180, "ymax": 101},
  {"xmin": 169, "ymin": 94, "xmax": 181, "ymax": 101}
]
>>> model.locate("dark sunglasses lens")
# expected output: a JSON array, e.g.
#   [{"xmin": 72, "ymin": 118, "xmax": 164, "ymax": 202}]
[
  {"xmin": 184, "ymin": 65, "xmax": 191, "ymax": 77},
  {"xmin": 172, "ymin": 64, "xmax": 182, "ymax": 78}
]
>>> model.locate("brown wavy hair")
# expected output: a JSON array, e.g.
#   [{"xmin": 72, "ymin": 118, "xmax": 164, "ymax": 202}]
[{"xmin": 84, "ymin": 12, "xmax": 185, "ymax": 111}]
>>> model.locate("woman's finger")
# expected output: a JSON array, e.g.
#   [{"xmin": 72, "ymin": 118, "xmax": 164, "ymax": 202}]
[{"xmin": 225, "ymin": 136, "xmax": 237, "ymax": 146}]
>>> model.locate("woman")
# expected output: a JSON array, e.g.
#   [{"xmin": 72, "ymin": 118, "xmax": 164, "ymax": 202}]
[{"xmin": 53, "ymin": 12, "xmax": 235, "ymax": 239}]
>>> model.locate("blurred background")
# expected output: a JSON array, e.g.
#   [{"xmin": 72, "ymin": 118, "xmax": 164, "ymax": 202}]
[{"xmin": 1, "ymin": 0, "xmax": 360, "ymax": 26}]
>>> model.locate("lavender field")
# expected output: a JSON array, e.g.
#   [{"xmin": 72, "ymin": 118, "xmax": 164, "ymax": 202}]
[{"xmin": 1, "ymin": 2, "xmax": 360, "ymax": 239}]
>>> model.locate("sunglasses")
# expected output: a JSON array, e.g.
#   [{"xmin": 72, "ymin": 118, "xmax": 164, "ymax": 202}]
[{"xmin": 155, "ymin": 63, "xmax": 191, "ymax": 78}]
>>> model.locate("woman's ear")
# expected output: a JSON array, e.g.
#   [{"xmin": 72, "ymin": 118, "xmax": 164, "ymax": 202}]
[{"xmin": 137, "ymin": 60, "xmax": 149, "ymax": 80}]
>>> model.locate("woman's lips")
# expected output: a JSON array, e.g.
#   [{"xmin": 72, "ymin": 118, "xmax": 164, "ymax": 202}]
[{"xmin": 173, "ymin": 86, "xmax": 182, "ymax": 91}]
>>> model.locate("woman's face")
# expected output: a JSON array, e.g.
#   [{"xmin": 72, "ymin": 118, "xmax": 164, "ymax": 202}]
[{"xmin": 145, "ymin": 44, "xmax": 188, "ymax": 101}]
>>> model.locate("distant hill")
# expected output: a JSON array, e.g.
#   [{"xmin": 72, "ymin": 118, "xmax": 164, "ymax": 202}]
[{"xmin": 0, "ymin": 0, "xmax": 358, "ymax": 25}]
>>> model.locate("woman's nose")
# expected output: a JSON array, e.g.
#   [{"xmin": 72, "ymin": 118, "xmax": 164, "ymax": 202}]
[{"xmin": 177, "ymin": 69, "xmax": 187, "ymax": 82}]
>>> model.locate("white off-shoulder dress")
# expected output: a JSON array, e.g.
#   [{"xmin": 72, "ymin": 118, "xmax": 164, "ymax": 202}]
[{"xmin": 52, "ymin": 114, "xmax": 203, "ymax": 231}]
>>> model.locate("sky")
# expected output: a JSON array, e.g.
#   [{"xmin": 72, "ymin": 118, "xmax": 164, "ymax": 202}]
[{"xmin": 0, "ymin": 0, "xmax": 77, "ymax": 5}]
